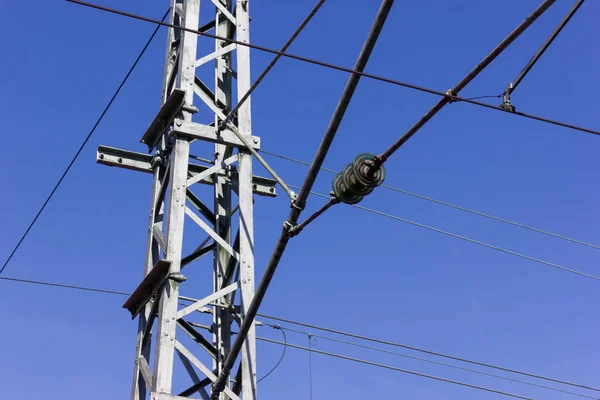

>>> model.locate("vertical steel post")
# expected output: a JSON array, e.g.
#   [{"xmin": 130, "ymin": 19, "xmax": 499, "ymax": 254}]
[
  {"xmin": 153, "ymin": 0, "xmax": 199, "ymax": 393},
  {"xmin": 213, "ymin": 2, "xmax": 234, "ymax": 400},
  {"xmin": 235, "ymin": 1, "xmax": 258, "ymax": 397}
]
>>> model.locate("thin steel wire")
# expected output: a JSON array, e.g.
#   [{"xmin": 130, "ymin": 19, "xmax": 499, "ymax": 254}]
[
  {"xmin": 261, "ymin": 151, "xmax": 600, "ymax": 251},
  {"xmin": 296, "ymin": 187, "xmax": 600, "ymax": 281},
  {"xmin": 3, "ymin": 275, "xmax": 597, "ymax": 394},
  {"xmin": 273, "ymin": 324, "xmax": 595, "ymax": 399},
  {"xmin": 259, "ymin": 314, "xmax": 600, "ymax": 393},
  {"xmin": 0, "ymin": 8, "xmax": 171, "ymax": 276},
  {"xmin": 0, "ymin": 276, "xmax": 130, "ymax": 296},
  {"xmin": 67, "ymin": 0, "xmax": 600, "ymax": 137},
  {"xmin": 259, "ymin": 337, "xmax": 533, "ymax": 400}
]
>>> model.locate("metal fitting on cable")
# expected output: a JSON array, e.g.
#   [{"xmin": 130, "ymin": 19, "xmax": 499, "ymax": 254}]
[
  {"xmin": 500, "ymin": 85, "xmax": 516, "ymax": 112},
  {"xmin": 332, "ymin": 153, "xmax": 386, "ymax": 204}
]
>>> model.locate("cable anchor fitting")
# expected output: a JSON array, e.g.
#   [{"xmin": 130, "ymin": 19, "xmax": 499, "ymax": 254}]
[
  {"xmin": 332, "ymin": 153, "xmax": 386, "ymax": 205},
  {"xmin": 446, "ymin": 89, "xmax": 458, "ymax": 103},
  {"xmin": 500, "ymin": 85, "xmax": 516, "ymax": 112},
  {"xmin": 283, "ymin": 221, "xmax": 298, "ymax": 237}
]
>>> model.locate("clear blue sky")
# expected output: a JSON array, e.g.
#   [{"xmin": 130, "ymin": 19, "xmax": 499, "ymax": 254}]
[{"xmin": 1, "ymin": 1, "xmax": 599, "ymax": 399}]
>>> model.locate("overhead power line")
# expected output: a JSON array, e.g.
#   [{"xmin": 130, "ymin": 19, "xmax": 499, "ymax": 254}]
[
  {"xmin": 213, "ymin": 2, "xmax": 396, "ymax": 396},
  {"xmin": 273, "ymin": 324, "xmax": 595, "ymax": 399},
  {"xmin": 0, "ymin": 8, "xmax": 170, "ymax": 276},
  {"xmin": 3, "ymin": 274, "xmax": 598, "ymax": 395},
  {"xmin": 258, "ymin": 314, "xmax": 600, "ymax": 393},
  {"xmin": 296, "ymin": 187, "xmax": 600, "ymax": 281},
  {"xmin": 66, "ymin": 0, "xmax": 600, "ymax": 137},
  {"xmin": 262, "ymin": 150, "xmax": 600, "ymax": 250},
  {"xmin": 259, "ymin": 336, "xmax": 533, "ymax": 400}
]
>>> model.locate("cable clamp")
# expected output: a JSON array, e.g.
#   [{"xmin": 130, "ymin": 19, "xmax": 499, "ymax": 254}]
[
  {"xmin": 283, "ymin": 221, "xmax": 298, "ymax": 237},
  {"xmin": 291, "ymin": 198, "xmax": 304, "ymax": 211},
  {"xmin": 446, "ymin": 89, "xmax": 458, "ymax": 103},
  {"xmin": 500, "ymin": 88, "xmax": 516, "ymax": 112}
]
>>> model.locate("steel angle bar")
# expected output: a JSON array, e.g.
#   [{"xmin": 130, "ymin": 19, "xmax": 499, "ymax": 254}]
[
  {"xmin": 184, "ymin": 207, "xmax": 240, "ymax": 261},
  {"xmin": 187, "ymin": 154, "xmax": 238, "ymax": 187},
  {"xmin": 195, "ymin": 43, "xmax": 236, "ymax": 68},
  {"xmin": 173, "ymin": 341, "xmax": 240, "ymax": 400},
  {"xmin": 138, "ymin": 357, "xmax": 153, "ymax": 392},
  {"xmin": 177, "ymin": 282, "xmax": 239, "ymax": 320},
  {"xmin": 172, "ymin": 119, "xmax": 260, "ymax": 150},
  {"xmin": 176, "ymin": 350, "xmax": 211, "ymax": 400},
  {"xmin": 177, "ymin": 319, "xmax": 218, "ymax": 359},
  {"xmin": 211, "ymin": 2, "xmax": 395, "ymax": 396}
]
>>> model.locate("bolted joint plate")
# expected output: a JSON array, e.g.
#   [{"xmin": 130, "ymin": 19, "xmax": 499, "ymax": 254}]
[{"xmin": 171, "ymin": 119, "xmax": 260, "ymax": 150}]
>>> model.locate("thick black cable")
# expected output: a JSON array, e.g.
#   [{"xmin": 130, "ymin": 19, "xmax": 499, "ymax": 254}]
[
  {"xmin": 3, "ymin": 275, "xmax": 597, "ymax": 394},
  {"xmin": 277, "ymin": 325, "xmax": 595, "ymax": 399},
  {"xmin": 258, "ymin": 313, "xmax": 600, "ymax": 393},
  {"xmin": 212, "ymin": 3, "xmax": 395, "ymax": 396},
  {"xmin": 376, "ymin": 0, "xmax": 556, "ymax": 165},
  {"xmin": 256, "ymin": 327, "xmax": 287, "ymax": 383},
  {"xmin": 66, "ymin": 0, "xmax": 600, "ymax": 138},
  {"xmin": 262, "ymin": 150, "xmax": 600, "ymax": 250},
  {"xmin": 259, "ymin": 337, "xmax": 533, "ymax": 400},
  {"xmin": 296, "ymin": 187, "xmax": 600, "ymax": 281},
  {"xmin": 0, "ymin": 8, "xmax": 170, "ymax": 276}
]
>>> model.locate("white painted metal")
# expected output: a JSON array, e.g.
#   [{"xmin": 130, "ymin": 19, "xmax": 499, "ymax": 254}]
[
  {"xmin": 108, "ymin": 0, "xmax": 262, "ymax": 398},
  {"xmin": 152, "ymin": 0, "xmax": 199, "ymax": 394},
  {"xmin": 174, "ymin": 341, "xmax": 241, "ymax": 400},
  {"xmin": 177, "ymin": 282, "xmax": 240, "ymax": 319},
  {"xmin": 235, "ymin": 1, "xmax": 257, "ymax": 398}
]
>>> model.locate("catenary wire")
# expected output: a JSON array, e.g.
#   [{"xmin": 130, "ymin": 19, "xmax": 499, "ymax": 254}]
[
  {"xmin": 66, "ymin": 0, "xmax": 600, "ymax": 137},
  {"xmin": 294, "ymin": 186, "xmax": 600, "ymax": 281},
  {"xmin": 261, "ymin": 150, "xmax": 600, "ymax": 250},
  {"xmin": 3, "ymin": 275, "xmax": 598, "ymax": 394},
  {"xmin": 256, "ymin": 326, "xmax": 287, "ymax": 383},
  {"xmin": 0, "ymin": 8, "xmax": 170, "ymax": 276},
  {"xmin": 271, "ymin": 324, "xmax": 595, "ymax": 399},
  {"xmin": 258, "ymin": 337, "xmax": 533, "ymax": 400},
  {"xmin": 258, "ymin": 313, "xmax": 600, "ymax": 393}
]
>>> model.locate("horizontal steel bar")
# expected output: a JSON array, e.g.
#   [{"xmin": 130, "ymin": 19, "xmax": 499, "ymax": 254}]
[
  {"xmin": 96, "ymin": 145, "xmax": 277, "ymax": 197},
  {"xmin": 172, "ymin": 119, "xmax": 260, "ymax": 150}
]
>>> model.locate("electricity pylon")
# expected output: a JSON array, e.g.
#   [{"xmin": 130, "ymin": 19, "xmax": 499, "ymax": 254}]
[{"xmin": 96, "ymin": 1, "xmax": 275, "ymax": 399}]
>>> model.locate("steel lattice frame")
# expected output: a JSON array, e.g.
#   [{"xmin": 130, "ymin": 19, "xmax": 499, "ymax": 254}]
[{"xmin": 97, "ymin": 1, "xmax": 276, "ymax": 399}]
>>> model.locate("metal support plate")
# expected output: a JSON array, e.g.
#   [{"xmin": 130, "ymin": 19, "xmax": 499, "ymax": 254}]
[
  {"xmin": 123, "ymin": 259, "xmax": 172, "ymax": 318},
  {"xmin": 141, "ymin": 89, "xmax": 186, "ymax": 150}
]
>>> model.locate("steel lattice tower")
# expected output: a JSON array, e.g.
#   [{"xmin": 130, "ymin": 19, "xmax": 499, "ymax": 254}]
[{"xmin": 96, "ymin": 1, "xmax": 276, "ymax": 399}]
